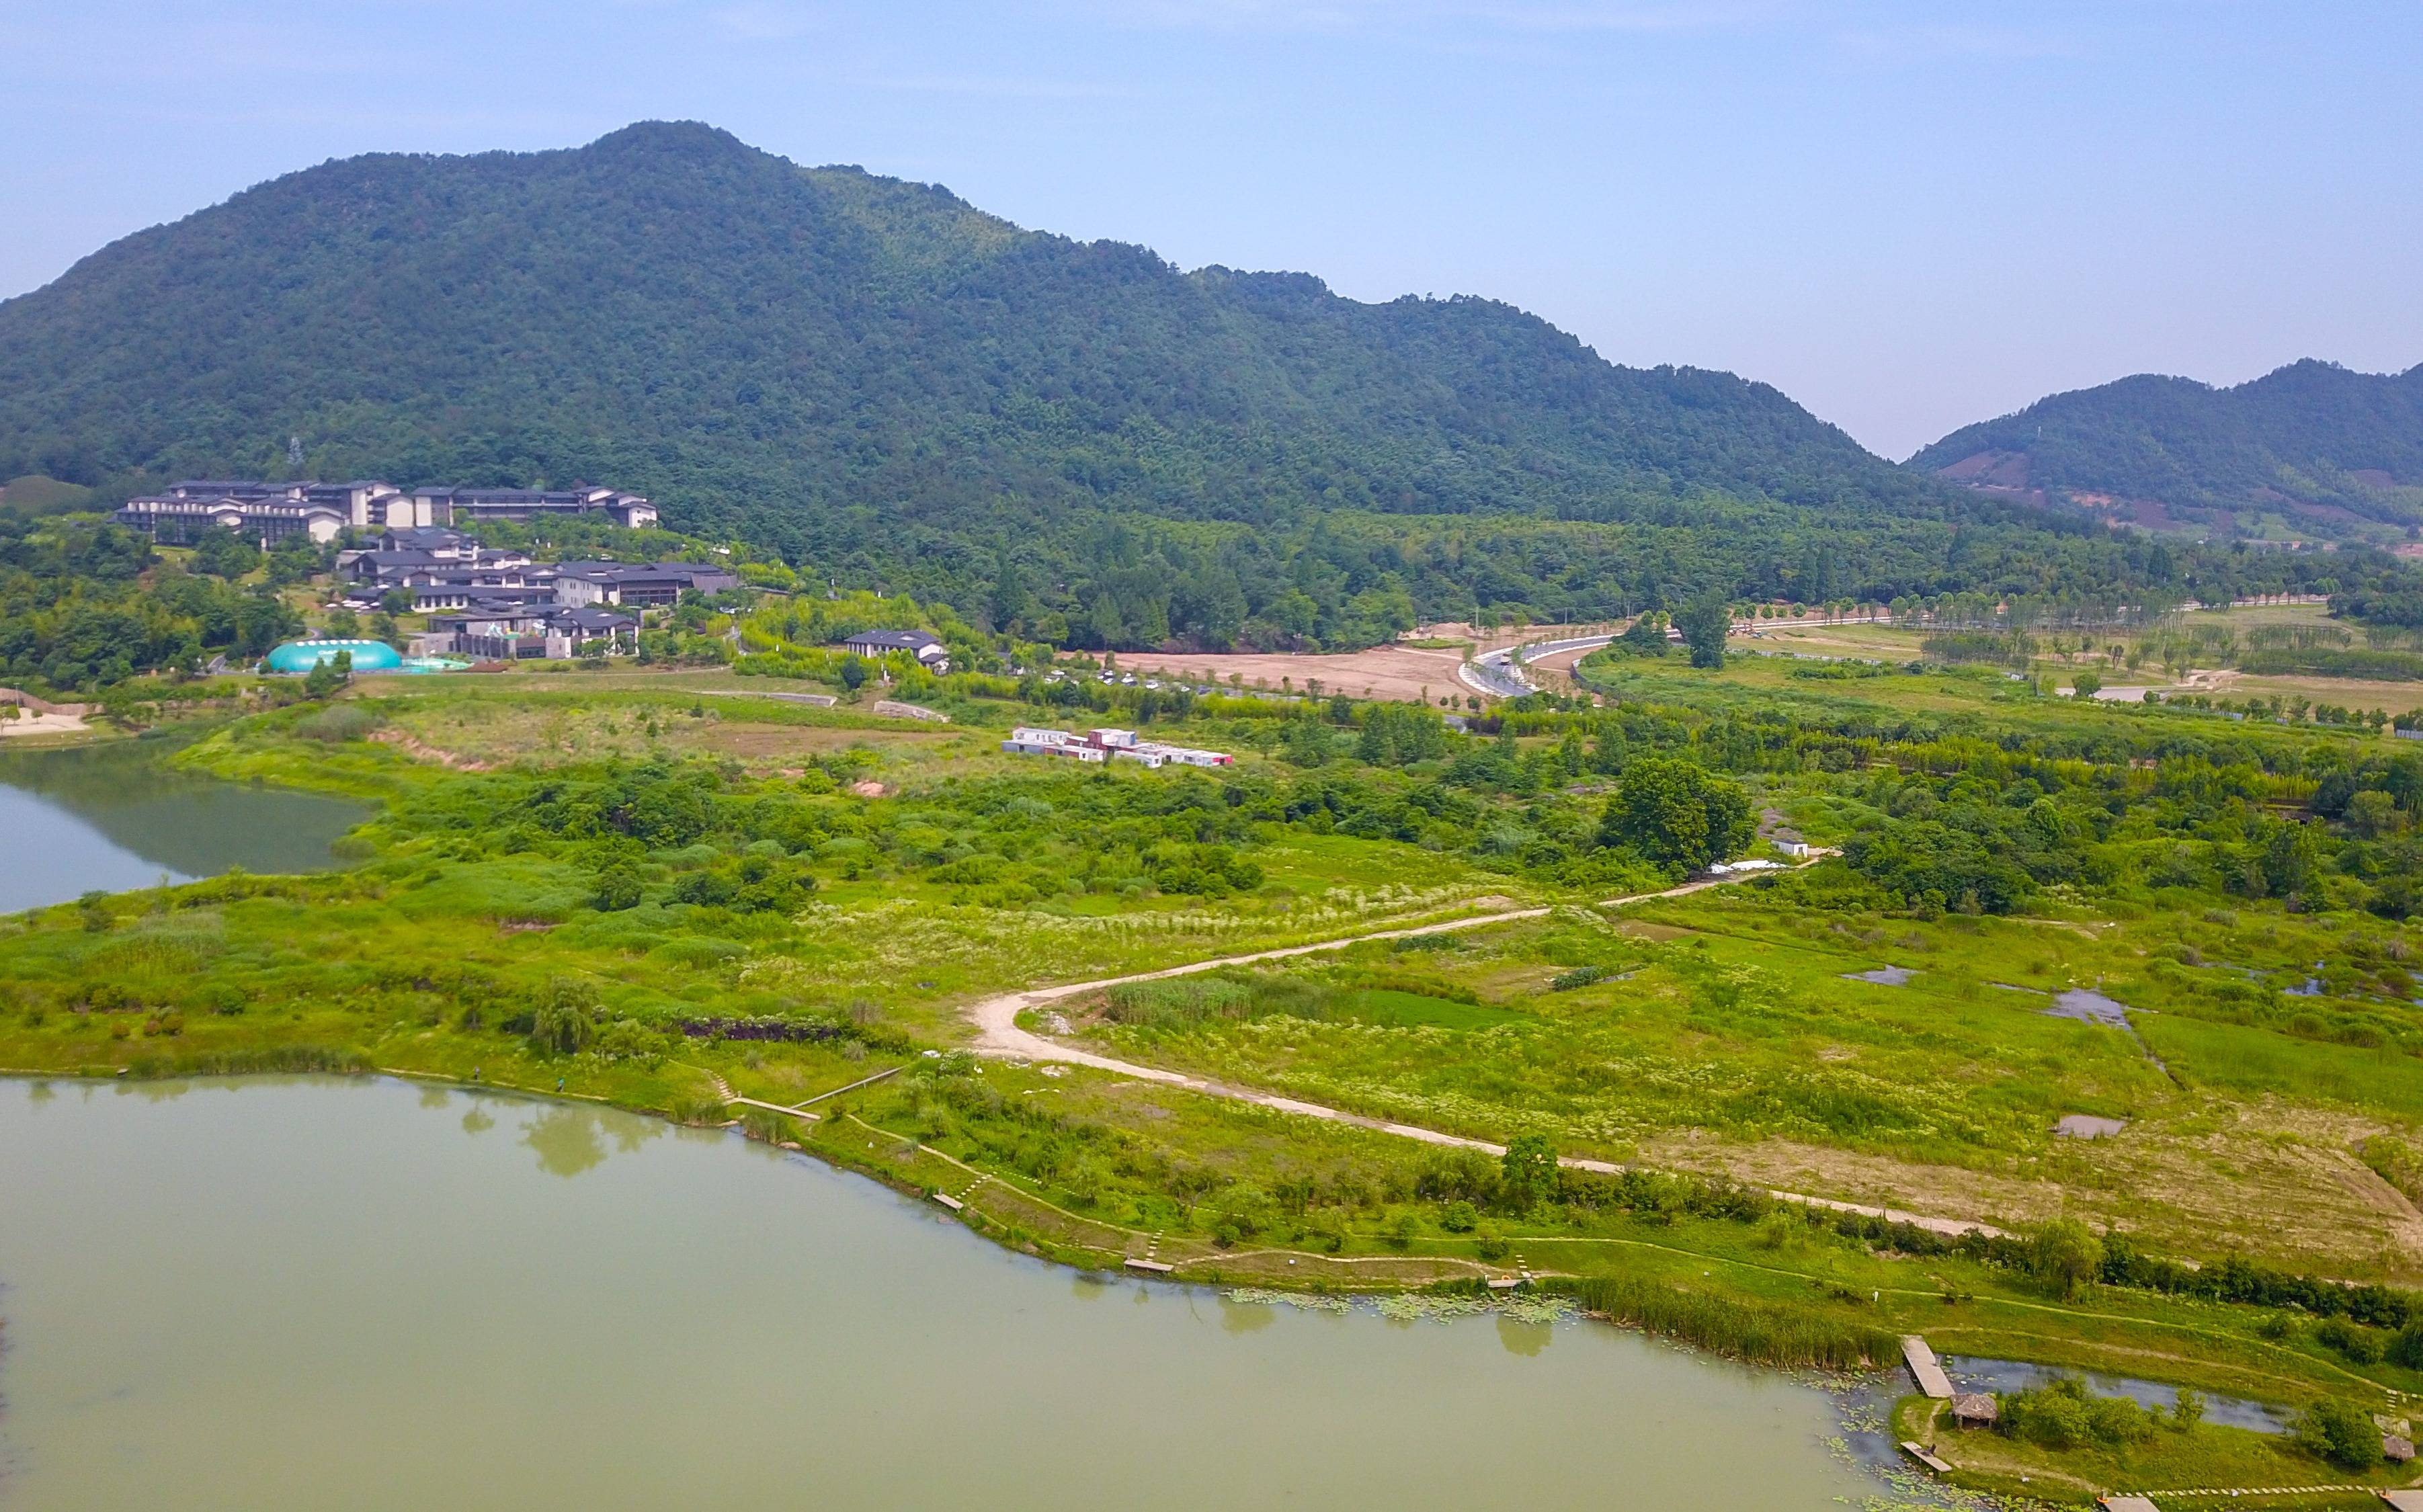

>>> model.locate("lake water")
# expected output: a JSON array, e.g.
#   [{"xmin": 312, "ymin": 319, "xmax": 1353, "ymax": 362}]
[
  {"xmin": 0, "ymin": 741, "xmax": 368, "ymax": 912},
  {"xmin": 0, "ymin": 1077, "xmax": 1891, "ymax": 1511}
]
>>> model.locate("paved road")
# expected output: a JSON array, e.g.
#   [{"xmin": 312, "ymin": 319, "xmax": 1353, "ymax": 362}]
[
  {"xmin": 1458, "ymin": 629, "xmax": 1622, "ymax": 700},
  {"xmin": 961, "ymin": 859, "xmax": 1998, "ymax": 1238}
]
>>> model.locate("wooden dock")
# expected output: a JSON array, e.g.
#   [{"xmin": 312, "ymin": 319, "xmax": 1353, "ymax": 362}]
[
  {"xmin": 1901, "ymin": 1335, "xmax": 1955, "ymax": 1399},
  {"xmin": 1897, "ymin": 1441, "xmax": 1953, "ymax": 1475},
  {"xmin": 1123, "ymin": 1257, "xmax": 1174, "ymax": 1274}
]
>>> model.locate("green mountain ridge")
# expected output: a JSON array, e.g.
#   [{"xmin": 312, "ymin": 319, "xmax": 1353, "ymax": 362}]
[
  {"xmin": 0, "ymin": 121, "xmax": 1936, "ymax": 537},
  {"xmin": 1913, "ymin": 360, "xmax": 2423, "ymax": 541},
  {"xmin": 1, "ymin": 120, "xmax": 2356, "ymax": 650}
]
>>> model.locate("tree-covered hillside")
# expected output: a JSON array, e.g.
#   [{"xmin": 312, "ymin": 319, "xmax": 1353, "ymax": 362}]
[
  {"xmin": 0, "ymin": 122, "xmax": 1922, "ymax": 535},
  {"xmin": 0, "ymin": 122, "xmax": 2384, "ymax": 648},
  {"xmin": 1914, "ymin": 361, "xmax": 2423, "ymax": 540}
]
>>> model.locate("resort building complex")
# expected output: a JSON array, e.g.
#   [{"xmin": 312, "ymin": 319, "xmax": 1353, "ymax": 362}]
[{"xmin": 114, "ymin": 479, "xmax": 657, "ymax": 544}]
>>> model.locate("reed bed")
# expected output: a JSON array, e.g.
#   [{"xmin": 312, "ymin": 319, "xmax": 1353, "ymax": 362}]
[{"xmin": 1550, "ymin": 1275, "xmax": 1895, "ymax": 1370}]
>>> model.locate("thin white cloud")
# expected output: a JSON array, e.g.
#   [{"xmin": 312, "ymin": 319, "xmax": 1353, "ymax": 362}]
[
  {"xmin": 712, "ymin": 3, "xmax": 831, "ymax": 40},
  {"xmin": 861, "ymin": 72, "xmax": 1148, "ymax": 101},
  {"xmin": 1834, "ymin": 20, "xmax": 2083, "ymax": 62},
  {"xmin": 1097, "ymin": 0, "xmax": 2092, "ymax": 58}
]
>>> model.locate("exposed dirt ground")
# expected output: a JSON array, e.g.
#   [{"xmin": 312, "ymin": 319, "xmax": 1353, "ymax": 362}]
[
  {"xmin": 1112, "ymin": 644, "xmax": 1483, "ymax": 706},
  {"xmin": 1642, "ymin": 1098, "xmax": 2423, "ymax": 1280}
]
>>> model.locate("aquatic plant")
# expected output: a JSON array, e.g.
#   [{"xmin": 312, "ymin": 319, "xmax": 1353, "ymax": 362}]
[{"xmin": 1549, "ymin": 1275, "xmax": 1894, "ymax": 1370}]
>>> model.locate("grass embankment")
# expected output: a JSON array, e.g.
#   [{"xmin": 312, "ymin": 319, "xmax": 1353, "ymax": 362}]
[{"xmin": 1890, "ymin": 1396, "xmax": 2404, "ymax": 1505}]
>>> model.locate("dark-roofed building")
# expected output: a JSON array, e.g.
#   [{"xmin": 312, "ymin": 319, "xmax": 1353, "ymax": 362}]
[
  {"xmin": 116, "ymin": 490, "xmax": 347, "ymax": 544},
  {"xmin": 378, "ymin": 526, "xmax": 470, "ymax": 555},
  {"xmin": 411, "ymin": 486, "xmax": 657, "ymax": 530},
  {"xmin": 418, "ymin": 600, "xmax": 637, "ymax": 661},
  {"xmin": 553, "ymin": 561, "xmax": 739, "ymax": 607},
  {"xmin": 841, "ymin": 628, "xmax": 948, "ymax": 670},
  {"xmin": 118, "ymin": 478, "xmax": 657, "ymax": 536}
]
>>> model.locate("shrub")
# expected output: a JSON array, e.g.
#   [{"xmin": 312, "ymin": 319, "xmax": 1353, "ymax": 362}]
[
  {"xmin": 2086, "ymin": 1394, "xmax": 2154, "ymax": 1445},
  {"xmin": 589, "ymin": 858, "xmax": 645, "ymax": 912},
  {"xmin": 1500, "ymin": 1133, "xmax": 1559, "ymax": 1212},
  {"xmin": 2027, "ymin": 1218, "xmax": 2103, "ymax": 1299},
  {"xmin": 2002, "ymin": 1380, "xmax": 2092, "ymax": 1450},
  {"xmin": 1999, "ymin": 1376, "xmax": 2151, "ymax": 1450},
  {"xmin": 528, "ymin": 977, "xmax": 598, "ymax": 1056},
  {"xmin": 2294, "ymin": 1397, "xmax": 2385, "ymax": 1471},
  {"xmin": 294, "ymin": 703, "xmax": 382, "ymax": 743},
  {"xmin": 2389, "ymin": 1322, "xmax": 2423, "ymax": 1369},
  {"xmin": 2317, "ymin": 1315, "xmax": 2386, "ymax": 1364}
]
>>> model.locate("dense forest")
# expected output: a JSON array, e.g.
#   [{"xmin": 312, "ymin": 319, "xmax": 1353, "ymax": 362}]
[
  {"xmin": 0, "ymin": 124, "xmax": 1930, "ymax": 540},
  {"xmin": 1914, "ymin": 360, "xmax": 2423, "ymax": 535}
]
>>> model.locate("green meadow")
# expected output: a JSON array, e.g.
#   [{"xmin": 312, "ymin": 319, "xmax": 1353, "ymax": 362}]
[{"xmin": 15, "ymin": 631, "xmax": 2423, "ymax": 1495}]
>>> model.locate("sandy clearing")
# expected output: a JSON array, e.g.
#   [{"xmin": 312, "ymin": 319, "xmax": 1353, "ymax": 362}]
[
  {"xmin": 0, "ymin": 712, "xmax": 90, "ymax": 737},
  {"xmin": 1112, "ymin": 644, "xmax": 1480, "ymax": 706}
]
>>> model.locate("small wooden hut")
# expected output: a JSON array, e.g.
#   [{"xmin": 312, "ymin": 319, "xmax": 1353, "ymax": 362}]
[{"xmin": 1949, "ymin": 1392, "xmax": 1998, "ymax": 1429}]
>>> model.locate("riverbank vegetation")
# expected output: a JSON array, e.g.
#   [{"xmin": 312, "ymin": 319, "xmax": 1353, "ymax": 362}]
[{"xmin": 1890, "ymin": 1390, "xmax": 2404, "ymax": 1503}]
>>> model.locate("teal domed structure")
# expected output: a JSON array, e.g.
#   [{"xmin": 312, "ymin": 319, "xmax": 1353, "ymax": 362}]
[{"xmin": 265, "ymin": 639, "xmax": 404, "ymax": 674}]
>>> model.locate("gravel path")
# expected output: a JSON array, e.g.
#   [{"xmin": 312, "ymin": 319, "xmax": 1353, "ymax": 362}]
[{"xmin": 960, "ymin": 858, "xmax": 1998, "ymax": 1238}]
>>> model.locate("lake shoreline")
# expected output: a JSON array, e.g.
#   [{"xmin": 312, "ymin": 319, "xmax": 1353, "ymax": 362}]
[{"xmin": 0, "ymin": 1073, "xmax": 1900, "ymax": 1510}]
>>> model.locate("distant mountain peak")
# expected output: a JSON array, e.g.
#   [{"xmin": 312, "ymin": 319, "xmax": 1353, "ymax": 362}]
[{"xmin": 1913, "ymin": 360, "xmax": 2423, "ymax": 540}]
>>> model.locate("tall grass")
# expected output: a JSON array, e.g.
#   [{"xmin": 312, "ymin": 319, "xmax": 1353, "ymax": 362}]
[
  {"xmin": 1549, "ymin": 1275, "xmax": 1896, "ymax": 1370},
  {"xmin": 123, "ymin": 1045, "xmax": 375, "ymax": 1078}
]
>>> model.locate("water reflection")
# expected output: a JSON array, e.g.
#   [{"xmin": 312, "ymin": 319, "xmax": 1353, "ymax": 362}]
[
  {"xmin": 461, "ymin": 1107, "xmax": 496, "ymax": 1136},
  {"xmin": 0, "ymin": 740, "xmax": 369, "ymax": 911},
  {"xmin": 0, "ymin": 1077, "xmax": 1889, "ymax": 1511},
  {"xmin": 1496, "ymin": 1316, "xmax": 1551, "ymax": 1357},
  {"xmin": 1219, "ymin": 1296, "xmax": 1278, "ymax": 1334},
  {"xmin": 518, "ymin": 1104, "xmax": 661, "ymax": 1177}
]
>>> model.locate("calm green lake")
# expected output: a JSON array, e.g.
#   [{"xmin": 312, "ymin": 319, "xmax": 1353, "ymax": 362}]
[
  {"xmin": 0, "ymin": 741, "xmax": 368, "ymax": 911},
  {"xmin": 0, "ymin": 1077, "xmax": 1892, "ymax": 1510}
]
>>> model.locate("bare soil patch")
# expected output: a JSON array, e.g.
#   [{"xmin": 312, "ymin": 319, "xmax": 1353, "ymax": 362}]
[
  {"xmin": 1114, "ymin": 645, "xmax": 1477, "ymax": 706},
  {"xmin": 690, "ymin": 722, "xmax": 952, "ymax": 759},
  {"xmin": 1644, "ymin": 1101, "xmax": 2423, "ymax": 1280}
]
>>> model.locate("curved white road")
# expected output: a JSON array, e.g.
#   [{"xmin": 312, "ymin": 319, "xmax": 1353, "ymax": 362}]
[{"xmin": 962, "ymin": 859, "xmax": 1998, "ymax": 1238}]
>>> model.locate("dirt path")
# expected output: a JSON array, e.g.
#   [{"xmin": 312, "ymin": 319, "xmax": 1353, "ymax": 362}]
[{"xmin": 960, "ymin": 858, "xmax": 1997, "ymax": 1237}]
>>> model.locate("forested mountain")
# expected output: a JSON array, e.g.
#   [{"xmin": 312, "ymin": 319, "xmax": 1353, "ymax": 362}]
[
  {"xmin": 1914, "ymin": 361, "xmax": 2423, "ymax": 543},
  {"xmin": 0, "ymin": 122, "xmax": 2377, "ymax": 648}
]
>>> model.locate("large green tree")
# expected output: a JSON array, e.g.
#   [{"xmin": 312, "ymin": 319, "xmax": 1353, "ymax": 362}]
[
  {"xmin": 1674, "ymin": 596, "xmax": 1731, "ymax": 669},
  {"xmin": 1597, "ymin": 757, "xmax": 1752, "ymax": 874}
]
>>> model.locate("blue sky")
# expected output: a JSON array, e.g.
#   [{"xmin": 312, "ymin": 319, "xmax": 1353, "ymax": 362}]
[{"xmin": 3, "ymin": 0, "xmax": 2417, "ymax": 457}]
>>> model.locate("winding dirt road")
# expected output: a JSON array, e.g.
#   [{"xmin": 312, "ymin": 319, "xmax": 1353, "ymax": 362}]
[{"xmin": 960, "ymin": 863, "xmax": 2002, "ymax": 1238}]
